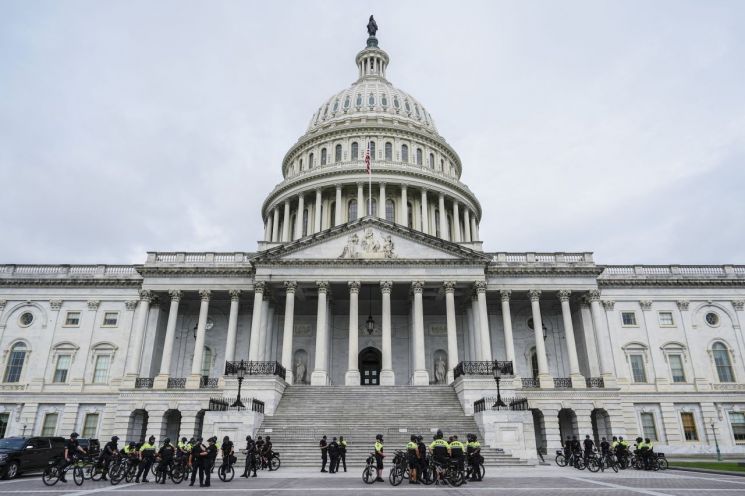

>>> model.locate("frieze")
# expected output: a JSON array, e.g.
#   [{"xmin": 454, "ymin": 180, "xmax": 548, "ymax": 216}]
[{"xmin": 339, "ymin": 228, "xmax": 397, "ymax": 259}]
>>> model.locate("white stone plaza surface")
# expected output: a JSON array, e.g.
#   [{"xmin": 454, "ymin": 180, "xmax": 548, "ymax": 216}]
[{"xmin": 1, "ymin": 22, "xmax": 744, "ymax": 461}]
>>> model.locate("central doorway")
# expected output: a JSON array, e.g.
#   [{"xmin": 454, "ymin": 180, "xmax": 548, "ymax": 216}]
[{"xmin": 359, "ymin": 347, "xmax": 382, "ymax": 386}]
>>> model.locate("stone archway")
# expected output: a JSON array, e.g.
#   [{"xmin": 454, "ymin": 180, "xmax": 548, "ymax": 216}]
[
  {"xmin": 531, "ymin": 409, "xmax": 547, "ymax": 456},
  {"xmin": 591, "ymin": 408, "xmax": 612, "ymax": 445},
  {"xmin": 126, "ymin": 409, "xmax": 148, "ymax": 443},
  {"xmin": 358, "ymin": 347, "xmax": 382, "ymax": 386},
  {"xmin": 162, "ymin": 409, "xmax": 182, "ymax": 441},
  {"xmin": 558, "ymin": 408, "xmax": 579, "ymax": 445}
]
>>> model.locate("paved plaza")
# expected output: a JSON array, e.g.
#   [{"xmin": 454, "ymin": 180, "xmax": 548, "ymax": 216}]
[{"xmin": 0, "ymin": 467, "xmax": 743, "ymax": 496}]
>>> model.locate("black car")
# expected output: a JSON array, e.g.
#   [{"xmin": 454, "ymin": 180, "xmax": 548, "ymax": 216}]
[
  {"xmin": 0, "ymin": 436, "xmax": 65, "ymax": 479},
  {"xmin": 78, "ymin": 438, "xmax": 101, "ymax": 456}
]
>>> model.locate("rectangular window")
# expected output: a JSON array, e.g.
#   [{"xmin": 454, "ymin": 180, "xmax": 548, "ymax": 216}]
[
  {"xmin": 669, "ymin": 354, "xmax": 686, "ymax": 383},
  {"xmin": 0, "ymin": 412, "xmax": 9, "ymax": 438},
  {"xmin": 621, "ymin": 312, "xmax": 637, "ymax": 326},
  {"xmin": 65, "ymin": 311, "xmax": 81, "ymax": 327},
  {"xmin": 53, "ymin": 355, "xmax": 71, "ymax": 383},
  {"xmin": 640, "ymin": 412, "xmax": 658, "ymax": 442},
  {"xmin": 41, "ymin": 413, "xmax": 58, "ymax": 436},
  {"xmin": 102, "ymin": 312, "xmax": 118, "ymax": 327},
  {"xmin": 730, "ymin": 412, "xmax": 745, "ymax": 443},
  {"xmin": 658, "ymin": 311, "xmax": 674, "ymax": 326},
  {"xmin": 681, "ymin": 412, "xmax": 699, "ymax": 441},
  {"xmin": 92, "ymin": 355, "xmax": 110, "ymax": 384},
  {"xmin": 630, "ymin": 354, "xmax": 647, "ymax": 383},
  {"xmin": 82, "ymin": 413, "xmax": 99, "ymax": 438}
]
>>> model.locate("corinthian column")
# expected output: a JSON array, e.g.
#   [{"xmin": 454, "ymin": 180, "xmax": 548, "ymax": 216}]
[
  {"xmin": 411, "ymin": 281, "xmax": 429, "ymax": 385},
  {"xmin": 345, "ymin": 281, "xmax": 361, "ymax": 385},
  {"xmin": 452, "ymin": 201, "xmax": 461, "ymax": 242},
  {"xmin": 248, "ymin": 282, "xmax": 265, "ymax": 361},
  {"xmin": 558, "ymin": 290, "xmax": 584, "ymax": 388},
  {"xmin": 474, "ymin": 281, "xmax": 492, "ymax": 361},
  {"xmin": 463, "ymin": 209, "xmax": 471, "ymax": 242},
  {"xmin": 444, "ymin": 281, "xmax": 458, "ymax": 384},
  {"xmin": 420, "ymin": 189, "xmax": 429, "ymax": 234},
  {"xmin": 224, "ymin": 290, "xmax": 241, "ymax": 363},
  {"xmin": 588, "ymin": 289, "xmax": 615, "ymax": 384},
  {"xmin": 280, "ymin": 282, "xmax": 297, "ymax": 384},
  {"xmin": 438, "ymin": 193, "xmax": 448, "ymax": 240},
  {"xmin": 155, "ymin": 290, "xmax": 182, "ymax": 386},
  {"xmin": 529, "ymin": 289, "xmax": 552, "ymax": 388},
  {"xmin": 380, "ymin": 281, "xmax": 395, "ymax": 385},
  {"xmin": 294, "ymin": 194, "xmax": 305, "ymax": 239},
  {"xmin": 188, "ymin": 289, "xmax": 211, "ymax": 387},
  {"xmin": 356, "ymin": 183, "xmax": 364, "ymax": 220},
  {"xmin": 272, "ymin": 207, "xmax": 280, "ymax": 242},
  {"xmin": 500, "ymin": 290, "xmax": 516, "ymax": 364},
  {"xmin": 311, "ymin": 281, "xmax": 329, "ymax": 385},
  {"xmin": 335, "ymin": 186, "xmax": 342, "ymax": 226},
  {"xmin": 400, "ymin": 186, "xmax": 408, "ymax": 226},
  {"xmin": 378, "ymin": 182, "xmax": 386, "ymax": 219},
  {"xmin": 282, "ymin": 199, "xmax": 291, "ymax": 242},
  {"xmin": 314, "ymin": 188, "xmax": 322, "ymax": 233},
  {"xmin": 126, "ymin": 290, "xmax": 152, "ymax": 376}
]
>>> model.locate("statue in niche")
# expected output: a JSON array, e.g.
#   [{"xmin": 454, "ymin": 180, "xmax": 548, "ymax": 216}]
[
  {"xmin": 294, "ymin": 354, "xmax": 307, "ymax": 384},
  {"xmin": 434, "ymin": 353, "xmax": 447, "ymax": 384}
]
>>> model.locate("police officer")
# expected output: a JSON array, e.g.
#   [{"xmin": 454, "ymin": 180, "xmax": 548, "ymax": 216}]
[
  {"xmin": 156, "ymin": 438, "xmax": 175, "ymax": 484},
  {"xmin": 263, "ymin": 436, "xmax": 274, "ymax": 471},
  {"xmin": 450, "ymin": 435, "xmax": 466, "ymax": 484},
  {"xmin": 99, "ymin": 436, "xmax": 119, "ymax": 480},
  {"xmin": 416, "ymin": 435, "xmax": 427, "ymax": 482},
  {"xmin": 466, "ymin": 434, "xmax": 482, "ymax": 482},
  {"xmin": 189, "ymin": 437, "xmax": 207, "ymax": 487},
  {"xmin": 406, "ymin": 435, "xmax": 419, "ymax": 484},
  {"xmin": 374, "ymin": 434, "xmax": 385, "ymax": 483},
  {"xmin": 429, "ymin": 430, "xmax": 450, "ymax": 486},
  {"xmin": 583, "ymin": 435, "xmax": 594, "ymax": 463},
  {"xmin": 256, "ymin": 436, "xmax": 265, "ymax": 468},
  {"xmin": 338, "ymin": 436, "xmax": 347, "ymax": 472},
  {"xmin": 328, "ymin": 437, "xmax": 339, "ymax": 473},
  {"xmin": 319, "ymin": 435, "xmax": 328, "ymax": 472},
  {"xmin": 600, "ymin": 437, "xmax": 611, "ymax": 456},
  {"xmin": 136, "ymin": 435, "xmax": 156, "ymax": 483},
  {"xmin": 58, "ymin": 432, "xmax": 86, "ymax": 483},
  {"xmin": 242, "ymin": 435, "xmax": 257, "ymax": 478},
  {"xmin": 220, "ymin": 436, "xmax": 234, "ymax": 476},
  {"xmin": 203, "ymin": 438, "xmax": 217, "ymax": 486}
]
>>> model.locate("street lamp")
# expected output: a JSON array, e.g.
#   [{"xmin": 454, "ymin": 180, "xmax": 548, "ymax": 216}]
[
  {"xmin": 711, "ymin": 421, "xmax": 722, "ymax": 462},
  {"xmin": 492, "ymin": 362, "xmax": 507, "ymax": 410},
  {"xmin": 231, "ymin": 362, "xmax": 247, "ymax": 409},
  {"xmin": 366, "ymin": 285, "xmax": 375, "ymax": 335}
]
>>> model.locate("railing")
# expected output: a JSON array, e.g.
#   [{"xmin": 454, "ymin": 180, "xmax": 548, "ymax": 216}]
[
  {"xmin": 474, "ymin": 396, "xmax": 530, "ymax": 413},
  {"xmin": 208, "ymin": 397, "xmax": 265, "ymax": 413},
  {"xmin": 601, "ymin": 265, "xmax": 745, "ymax": 277},
  {"xmin": 452, "ymin": 360, "xmax": 514, "ymax": 380},
  {"xmin": 521, "ymin": 378, "xmax": 540, "ymax": 388},
  {"xmin": 252, "ymin": 399, "xmax": 265, "ymax": 414},
  {"xmin": 490, "ymin": 252, "xmax": 593, "ymax": 264},
  {"xmin": 553, "ymin": 377, "xmax": 572, "ymax": 388},
  {"xmin": 585, "ymin": 377, "xmax": 605, "ymax": 388},
  {"xmin": 134, "ymin": 378, "xmax": 154, "ymax": 389},
  {"xmin": 0, "ymin": 264, "xmax": 139, "ymax": 277},
  {"xmin": 200, "ymin": 377, "xmax": 219, "ymax": 389},
  {"xmin": 224, "ymin": 360, "xmax": 286, "ymax": 380},
  {"xmin": 167, "ymin": 377, "xmax": 186, "ymax": 389}
]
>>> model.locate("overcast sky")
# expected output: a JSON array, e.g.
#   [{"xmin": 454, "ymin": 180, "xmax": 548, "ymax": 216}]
[{"xmin": 1, "ymin": 0, "xmax": 743, "ymax": 265}]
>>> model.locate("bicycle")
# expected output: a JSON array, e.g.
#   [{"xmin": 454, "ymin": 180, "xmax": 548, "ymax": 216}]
[
  {"xmin": 656, "ymin": 452, "xmax": 669, "ymax": 470},
  {"xmin": 218, "ymin": 454, "xmax": 236, "ymax": 482},
  {"xmin": 388, "ymin": 450, "xmax": 407, "ymax": 486},
  {"xmin": 598, "ymin": 451, "xmax": 618, "ymax": 473},
  {"xmin": 430, "ymin": 458, "xmax": 464, "ymax": 487},
  {"xmin": 362, "ymin": 452, "xmax": 377, "ymax": 484},
  {"xmin": 465, "ymin": 454, "xmax": 485, "ymax": 481}
]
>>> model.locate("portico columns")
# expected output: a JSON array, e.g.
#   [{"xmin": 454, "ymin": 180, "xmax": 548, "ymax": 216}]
[
  {"xmin": 439, "ymin": 193, "xmax": 448, "ymax": 240},
  {"xmin": 188, "ymin": 290, "xmax": 211, "ymax": 387},
  {"xmin": 281, "ymin": 282, "xmax": 297, "ymax": 384},
  {"xmin": 470, "ymin": 294, "xmax": 483, "ymax": 359},
  {"xmin": 356, "ymin": 183, "xmax": 364, "ymax": 220},
  {"xmin": 444, "ymin": 282, "xmax": 458, "ymax": 384},
  {"xmin": 335, "ymin": 186, "xmax": 342, "ymax": 226},
  {"xmin": 294, "ymin": 194, "xmax": 304, "ymax": 239},
  {"xmin": 314, "ymin": 188, "xmax": 322, "ymax": 233},
  {"xmin": 378, "ymin": 182, "xmax": 386, "ymax": 219},
  {"xmin": 248, "ymin": 282, "xmax": 265, "ymax": 361},
  {"xmin": 400, "ymin": 186, "xmax": 408, "ymax": 226},
  {"xmin": 558, "ymin": 290, "xmax": 585, "ymax": 388},
  {"xmin": 155, "ymin": 290, "xmax": 181, "ymax": 386},
  {"xmin": 452, "ymin": 201, "xmax": 461, "ymax": 242},
  {"xmin": 380, "ymin": 281, "xmax": 395, "ymax": 385},
  {"xmin": 126, "ymin": 290, "xmax": 152, "ymax": 376},
  {"xmin": 500, "ymin": 290, "xmax": 516, "ymax": 365},
  {"xmin": 470, "ymin": 216, "xmax": 478, "ymax": 241},
  {"xmin": 411, "ymin": 281, "xmax": 429, "ymax": 385},
  {"xmin": 223, "ymin": 290, "xmax": 241, "ymax": 363},
  {"xmin": 345, "ymin": 282, "xmax": 361, "ymax": 385},
  {"xmin": 588, "ymin": 289, "xmax": 616, "ymax": 386},
  {"xmin": 258, "ymin": 294, "xmax": 271, "ymax": 360},
  {"xmin": 420, "ymin": 189, "xmax": 429, "ymax": 234},
  {"xmin": 463, "ymin": 209, "xmax": 471, "ymax": 242},
  {"xmin": 311, "ymin": 281, "xmax": 329, "ymax": 385},
  {"xmin": 528, "ymin": 289, "xmax": 553, "ymax": 388},
  {"xmin": 474, "ymin": 281, "xmax": 492, "ymax": 361},
  {"xmin": 282, "ymin": 200, "xmax": 291, "ymax": 242},
  {"xmin": 272, "ymin": 207, "xmax": 280, "ymax": 242}
]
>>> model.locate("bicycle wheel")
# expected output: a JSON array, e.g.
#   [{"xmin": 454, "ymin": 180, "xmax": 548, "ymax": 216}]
[
  {"xmin": 610, "ymin": 460, "xmax": 619, "ymax": 473},
  {"xmin": 73, "ymin": 466, "xmax": 85, "ymax": 486},
  {"xmin": 420, "ymin": 464, "xmax": 435, "ymax": 485},
  {"xmin": 446, "ymin": 466, "xmax": 464, "ymax": 487},
  {"xmin": 270, "ymin": 456, "xmax": 281, "ymax": 471},
  {"xmin": 91, "ymin": 466, "xmax": 104, "ymax": 481},
  {"xmin": 389, "ymin": 466, "xmax": 403, "ymax": 486},
  {"xmin": 171, "ymin": 465, "xmax": 184, "ymax": 484},
  {"xmin": 125, "ymin": 465, "xmax": 136, "ymax": 483},
  {"xmin": 575, "ymin": 457, "xmax": 586, "ymax": 470},
  {"xmin": 150, "ymin": 461, "xmax": 159, "ymax": 476},
  {"xmin": 479, "ymin": 463, "xmax": 485, "ymax": 480},
  {"xmin": 587, "ymin": 458, "xmax": 600, "ymax": 473},
  {"xmin": 362, "ymin": 465, "xmax": 376, "ymax": 484},
  {"xmin": 109, "ymin": 464, "xmax": 124, "ymax": 485},
  {"xmin": 42, "ymin": 466, "xmax": 60, "ymax": 486},
  {"xmin": 658, "ymin": 457, "xmax": 668, "ymax": 470},
  {"xmin": 555, "ymin": 454, "xmax": 567, "ymax": 467}
]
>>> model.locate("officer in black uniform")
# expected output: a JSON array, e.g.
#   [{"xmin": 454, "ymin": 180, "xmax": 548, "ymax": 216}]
[
  {"xmin": 338, "ymin": 436, "xmax": 347, "ymax": 472},
  {"xmin": 328, "ymin": 437, "xmax": 339, "ymax": 473},
  {"xmin": 242, "ymin": 435, "xmax": 257, "ymax": 478},
  {"xmin": 156, "ymin": 438, "xmax": 175, "ymax": 484},
  {"xmin": 136, "ymin": 436, "xmax": 157, "ymax": 483},
  {"xmin": 255, "ymin": 436, "xmax": 265, "ymax": 468},
  {"xmin": 99, "ymin": 436, "xmax": 119, "ymax": 480},
  {"xmin": 203, "ymin": 438, "xmax": 217, "ymax": 486},
  {"xmin": 58, "ymin": 432, "xmax": 86, "ymax": 483},
  {"xmin": 319, "ymin": 435, "xmax": 328, "ymax": 472},
  {"xmin": 583, "ymin": 435, "xmax": 594, "ymax": 463},
  {"xmin": 221, "ymin": 436, "xmax": 234, "ymax": 475},
  {"xmin": 416, "ymin": 435, "xmax": 427, "ymax": 481},
  {"xmin": 189, "ymin": 437, "xmax": 207, "ymax": 487}
]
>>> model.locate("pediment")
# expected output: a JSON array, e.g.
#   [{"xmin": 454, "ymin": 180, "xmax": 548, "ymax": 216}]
[{"xmin": 254, "ymin": 218, "xmax": 488, "ymax": 263}]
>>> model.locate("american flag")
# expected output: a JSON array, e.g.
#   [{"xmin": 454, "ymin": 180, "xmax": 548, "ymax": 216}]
[{"xmin": 364, "ymin": 142, "xmax": 371, "ymax": 174}]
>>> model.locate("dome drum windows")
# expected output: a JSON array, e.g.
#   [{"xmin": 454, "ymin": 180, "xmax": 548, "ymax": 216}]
[
  {"xmin": 384, "ymin": 142, "xmax": 392, "ymax": 161},
  {"xmin": 320, "ymin": 148, "xmax": 327, "ymax": 166},
  {"xmin": 348, "ymin": 199, "xmax": 358, "ymax": 221},
  {"xmin": 356, "ymin": 94, "xmax": 363, "ymax": 107},
  {"xmin": 335, "ymin": 144, "xmax": 342, "ymax": 163},
  {"xmin": 416, "ymin": 148, "xmax": 423, "ymax": 166},
  {"xmin": 309, "ymin": 153, "xmax": 314, "ymax": 169},
  {"xmin": 351, "ymin": 142, "xmax": 359, "ymax": 160},
  {"xmin": 393, "ymin": 96, "xmax": 400, "ymax": 111},
  {"xmin": 332, "ymin": 99, "xmax": 340, "ymax": 113},
  {"xmin": 401, "ymin": 144, "xmax": 409, "ymax": 162},
  {"xmin": 368, "ymin": 93, "xmax": 375, "ymax": 107},
  {"xmin": 343, "ymin": 95, "xmax": 350, "ymax": 109},
  {"xmin": 381, "ymin": 94, "xmax": 388, "ymax": 107}
]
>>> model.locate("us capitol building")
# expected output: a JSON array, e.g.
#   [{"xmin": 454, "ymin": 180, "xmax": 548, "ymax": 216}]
[{"xmin": 1, "ymin": 21, "xmax": 744, "ymax": 463}]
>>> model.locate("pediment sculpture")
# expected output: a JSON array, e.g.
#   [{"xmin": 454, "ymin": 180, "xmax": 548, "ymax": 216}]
[{"xmin": 339, "ymin": 228, "xmax": 397, "ymax": 259}]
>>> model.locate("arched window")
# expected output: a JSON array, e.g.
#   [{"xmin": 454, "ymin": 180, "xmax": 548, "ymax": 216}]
[
  {"xmin": 201, "ymin": 347, "xmax": 213, "ymax": 377},
  {"xmin": 435, "ymin": 209, "xmax": 441, "ymax": 237},
  {"xmin": 356, "ymin": 94, "xmax": 363, "ymax": 106},
  {"xmin": 369, "ymin": 141, "xmax": 376, "ymax": 161},
  {"xmin": 407, "ymin": 202, "xmax": 413, "ymax": 228},
  {"xmin": 302, "ymin": 209, "xmax": 309, "ymax": 237},
  {"xmin": 440, "ymin": 159, "xmax": 445, "ymax": 171},
  {"xmin": 381, "ymin": 93, "xmax": 388, "ymax": 107},
  {"xmin": 348, "ymin": 199, "xmax": 358, "ymax": 221},
  {"xmin": 429, "ymin": 153, "xmax": 435, "ymax": 168},
  {"xmin": 335, "ymin": 144, "xmax": 342, "ymax": 162},
  {"xmin": 713, "ymin": 342, "xmax": 735, "ymax": 382},
  {"xmin": 401, "ymin": 144, "xmax": 409, "ymax": 162},
  {"xmin": 367, "ymin": 198, "xmax": 377, "ymax": 216},
  {"xmin": 309, "ymin": 153, "xmax": 314, "ymax": 168},
  {"xmin": 385, "ymin": 142, "xmax": 392, "ymax": 161},
  {"xmin": 343, "ymin": 95, "xmax": 350, "ymax": 109},
  {"xmin": 299, "ymin": 158, "xmax": 303, "ymax": 171},
  {"xmin": 385, "ymin": 199, "xmax": 395, "ymax": 222},
  {"xmin": 330, "ymin": 202, "xmax": 336, "ymax": 227},
  {"xmin": 320, "ymin": 148, "xmax": 327, "ymax": 165},
  {"xmin": 3, "ymin": 343, "xmax": 27, "ymax": 383},
  {"xmin": 351, "ymin": 142, "xmax": 359, "ymax": 160},
  {"xmin": 416, "ymin": 148, "xmax": 423, "ymax": 165}
]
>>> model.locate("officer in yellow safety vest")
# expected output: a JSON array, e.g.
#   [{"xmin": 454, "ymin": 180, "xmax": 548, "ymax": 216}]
[
  {"xmin": 374, "ymin": 434, "xmax": 385, "ymax": 483},
  {"xmin": 466, "ymin": 433, "xmax": 482, "ymax": 482},
  {"xmin": 429, "ymin": 431, "xmax": 450, "ymax": 485},
  {"xmin": 406, "ymin": 435, "xmax": 419, "ymax": 484}
]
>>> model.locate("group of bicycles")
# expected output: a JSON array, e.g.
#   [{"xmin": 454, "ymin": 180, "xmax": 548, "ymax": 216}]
[
  {"xmin": 362, "ymin": 449, "xmax": 484, "ymax": 487},
  {"xmin": 555, "ymin": 448, "xmax": 669, "ymax": 473}
]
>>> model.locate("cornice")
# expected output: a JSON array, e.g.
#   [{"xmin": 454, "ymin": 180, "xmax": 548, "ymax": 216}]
[
  {"xmin": 136, "ymin": 266, "xmax": 255, "ymax": 277},
  {"xmin": 598, "ymin": 278, "xmax": 745, "ymax": 288},
  {"xmin": 0, "ymin": 278, "xmax": 143, "ymax": 288},
  {"xmin": 487, "ymin": 266, "xmax": 603, "ymax": 277}
]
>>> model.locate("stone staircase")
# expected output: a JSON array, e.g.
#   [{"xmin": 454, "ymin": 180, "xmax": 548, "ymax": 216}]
[{"xmin": 246, "ymin": 385, "xmax": 529, "ymax": 468}]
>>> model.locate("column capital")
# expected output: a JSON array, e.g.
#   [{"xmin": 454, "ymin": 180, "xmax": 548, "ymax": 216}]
[
  {"xmin": 198, "ymin": 289, "xmax": 211, "ymax": 302},
  {"xmin": 335, "ymin": 184, "xmax": 342, "ymax": 191},
  {"xmin": 639, "ymin": 300, "xmax": 653, "ymax": 310},
  {"xmin": 284, "ymin": 281, "xmax": 297, "ymax": 294},
  {"xmin": 401, "ymin": 184, "xmax": 407, "ymax": 191},
  {"xmin": 284, "ymin": 198, "xmax": 290, "ymax": 205},
  {"xmin": 602, "ymin": 300, "xmax": 615, "ymax": 311},
  {"xmin": 229, "ymin": 289, "xmax": 242, "ymax": 301},
  {"xmin": 586, "ymin": 289, "xmax": 601, "ymax": 302},
  {"xmin": 357, "ymin": 182, "xmax": 364, "ymax": 188},
  {"xmin": 732, "ymin": 300, "xmax": 744, "ymax": 311},
  {"xmin": 473, "ymin": 280, "xmax": 487, "ymax": 293},
  {"xmin": 380, "ymin": 281, "xmax": 393, "ymax": 294},
  {"xmin": 138, "ymin": 289, "xmax": 153, "ymax": 302},
  {"xmin": 49, "ymin": 299, "xmax": 62, "ymax": 310},
  {"xmin": 348, "ymin": 281, "xmax": 361, "ymax": 293},
  {"xmin": 411, "ymin": 281, "xmax": 424, "ymax": 294},
  {"xmin": 528, "ymin": 289, "xmax": 541, "ymax": 302},
  {"xmin": 438, "ymin": 191, "xmax": 445, "ymax": 199},
  {"xmin": 500, "ymin": 289, "xmax": 512, "ymax": 302},
  {"xmin": 316, "ymin": 281, "xmax": 329, "ymax": 294},
  {"xmin": 379, "ymin": 181, "xmax": 387, "ymax": 187},
  {"xmin": 557, "ymin": 290, "xmax": 571, "ymax": 302},
  {"xmin": 169, "ymin": 289, "xmax": 183, "ymax": 302},
  {"xmin": 125, "ymin": 300, "xmax": 138, "ymax": 311},
  {"xmin": 254, "ymin": 281, "xmax": 266, "ymax": 294},
  {"xmin": 442, "ymin": 281, "xmax": 456, "ymax": 294},
  {"xmin": 87, "ymin": 300, "xmax": 101, "ymax": 310}
]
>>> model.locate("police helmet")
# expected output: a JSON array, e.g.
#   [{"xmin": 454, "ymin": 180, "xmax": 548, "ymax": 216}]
[
  {"xmin": 129, "ymin": 441, "xmax": 136, "ymax": 448},
  {"xmin": 149, "ymin": 435, "xmax": 156, "ymax": 442},
  {"xmin": 181, "ymin": 437, "xmax": 187, "ymax": 443},
  {"xmin": 189, "ymin": 438, "xmax": 196, "ymax": 444},
  {"xmin": 411, "ymin": 435, "xmax": 417, "ymax": 442},
  {"xmin": 223, "ymin": 436, "xmax": 229, "ymax": 442},
  {"xmin": 164, "ymin": 438, "xmax": 171, "ymax": 445},
  {"xmin": 266, "ymin": 436, "xmax": 271, "ymax": 442},
  {"xmin": 111, "ymin": 436, "xmax": 119, "ymax": 442},
  {"xmin": 375, "ymin": 434, "xmax": 383, "ymax": 441},
  {"xmin": 70, "ymin": 432, "xmax": 79, "ymax": 438},
  {"xmin": 246, "ymin": 435, "xmax": 252, "ymax": 441}
]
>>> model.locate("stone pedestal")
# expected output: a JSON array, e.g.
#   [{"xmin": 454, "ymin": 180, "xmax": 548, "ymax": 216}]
[
  {"xmin": 243, "ymin": 376, "xmax": 287, "ymax": 416},
  {"xmin": 344, "ymin": 370, "xmax": 361, "ymax": 386},
  {"xmin": 202, "ymin": 410, "xmax": 264, "ymax": 441},
  {"xmin": 473, "ymin": 410, "xmax": 538, "ymax": 465},
  {"xmin": 310, "ymin": 370, "xmax": 329, "ymax": 387},
  {"xmin": 380, "ymin": 369, "xmax": 396, "ymax": 386},
  {"xmin": 453, "ymin": 376, "xmax": 519, "ymax": 415},
  {"xmin": 570, "ymin": 374, "xmax": 586, "ymax": 389},
  {"xmin": 153, "ymin": 374, "xmax": 169, "ymax": 389},
  {"xmin": 538, "ymin": 375, "xmax": 554, "ymax": 389}
]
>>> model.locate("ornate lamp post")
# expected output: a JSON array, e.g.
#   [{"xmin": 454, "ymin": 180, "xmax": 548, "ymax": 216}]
[
  {"xmin": 492, "ymin": 362, "xmax": 507, "ymax": 410},
  {"xmin": 231, "ymin": 362, "xmax": 247, "ymax": 408},
  {"xmin": 711, "ymin": 421, "xmax": 722, "ymax": 462},
  {"xmin": 366, "ymin": 285, "xmax": 375, "ymax": 335}
]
